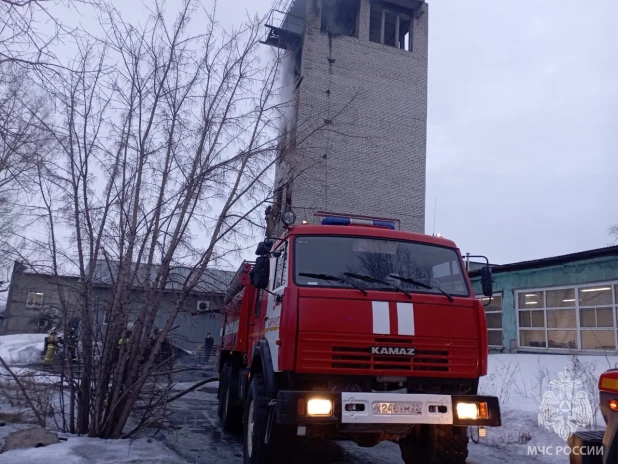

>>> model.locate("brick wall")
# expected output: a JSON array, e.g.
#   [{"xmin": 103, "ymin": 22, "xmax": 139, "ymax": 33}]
[{"xmin": 274, "ymin": 0, "xmax": 428, "ymax": 232}]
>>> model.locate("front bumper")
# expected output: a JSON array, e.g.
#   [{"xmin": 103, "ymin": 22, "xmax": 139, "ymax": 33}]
[{"xmin": 275, "ymin": 391, "xmax": 501, "ymax": 427}]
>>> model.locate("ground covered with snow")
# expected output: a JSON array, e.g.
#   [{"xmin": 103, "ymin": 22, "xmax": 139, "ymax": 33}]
[
  {"xmin": 0, "ymin": 432, "xmax": 189, "ymax": 464},
  {"xmin": 0, "ymin": 334, "xmax": 46, "ymax": 365}
]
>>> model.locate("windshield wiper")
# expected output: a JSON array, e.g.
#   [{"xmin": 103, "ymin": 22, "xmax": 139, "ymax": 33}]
[
  {"xmin": 343, "ymin": 272, "xmax": 412, "ymax": 299},
  {"xmin": 388, "ymin": 274, "xmax": 454, "ymax": 303},
  {"xmin": 298, "ymin": 272, "xmax": 368, "ymax": 296}
]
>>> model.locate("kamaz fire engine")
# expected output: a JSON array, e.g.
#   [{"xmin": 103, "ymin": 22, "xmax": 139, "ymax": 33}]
[{"xmin": 217, "ymin": 212, "xmax": 501, "ymax": 464}]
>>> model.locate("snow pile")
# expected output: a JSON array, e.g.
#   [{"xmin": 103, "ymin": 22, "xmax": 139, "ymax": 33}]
[
  {"xmin": 0, "ymin": 436, "xmax": 189, "ymax": 464},
  {"xmin": 470, "ymin": 353, "xmax": 618, "ymax": 463},
  {"xmin": 0, "ymin": 334, "xmax": 46, "ymax": 365},
  {"xmin": 480, "ymin": 353, "xmax": 618, "ymax": 416},
  {"xmin": 1, "ymin": 366, "xmax": 65, "ymax": 385}
]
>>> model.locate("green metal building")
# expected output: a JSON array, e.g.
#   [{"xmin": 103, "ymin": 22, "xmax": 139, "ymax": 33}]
[{"xmin": 469, "ymin": 246, "xmax": 618, "ymax": 354}]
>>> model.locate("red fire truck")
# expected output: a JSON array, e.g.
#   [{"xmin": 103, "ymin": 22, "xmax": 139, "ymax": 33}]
[{"xmin": 217, "ymin": 213, "xmax": 501, "ymax": 464}]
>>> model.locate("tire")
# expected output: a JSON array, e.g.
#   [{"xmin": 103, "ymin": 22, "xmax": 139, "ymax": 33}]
[
  {"xmin": 399, "ymin": 425, "xmax": 469, "ymax": 464},
  {"xmin": 243, "ymin": 374, "xmax": 281, "ymax": 464},
  {"xmin": 219, "ymin": 363, "xmax": 242, "ymax": 433}
]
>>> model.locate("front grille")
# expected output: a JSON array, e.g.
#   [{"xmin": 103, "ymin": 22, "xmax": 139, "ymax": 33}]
[
  {"xmin": 332, "ymin": 346, "xmax": 371, "ymax": 369},
  {"xmin": 332, "ymin": 346, "xmax": 449, "ymax": 372},
  {"xmin": 413, "ymin": 350, "xmax": 449, "ymax": 372},
  {"xmin": 297, "ymin": 333, "xmax": 478, "ymax": 377}
]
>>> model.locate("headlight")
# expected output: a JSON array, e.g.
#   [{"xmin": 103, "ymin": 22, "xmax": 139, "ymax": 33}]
[
  {"xmin": 456, "ymin": 402, "xmax": 489, "ymax": 420},
  {"xmin": 456, "ymin": 402, "xmax": 479, "ymax": 420},
  {"xmin": 307, "ymin": 399, "xmax": 333, "ymax": 416}
]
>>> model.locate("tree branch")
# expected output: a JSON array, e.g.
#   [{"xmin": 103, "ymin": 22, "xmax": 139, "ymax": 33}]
[{"xmin": 0, "ymin": 355, "xmax": 45, "ymax": 426}]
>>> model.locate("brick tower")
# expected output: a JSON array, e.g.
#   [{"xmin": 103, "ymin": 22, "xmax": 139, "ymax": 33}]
[{"xmin": 264, "ymin": 0, "xmax": 428, "ymax": 233}]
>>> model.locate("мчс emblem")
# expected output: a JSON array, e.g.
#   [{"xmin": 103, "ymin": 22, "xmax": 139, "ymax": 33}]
[
  {"xmin": 370, "ymin": 346, "xmax": 416, "ymax": 356},
  {"xmin": 538, "ymin": 369, "xmax": 594, "ymax": 441}
]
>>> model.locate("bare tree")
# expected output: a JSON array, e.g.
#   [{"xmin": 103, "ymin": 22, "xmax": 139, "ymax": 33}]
[
  {"xmin": 0, "ymin": 0, "xmax": 101, "ymax": 293},
  {"xmin": 0, "ymin": 64, "xmax": 55, "ymax": 286},
  {"xmin": 610, "ymin": 225, "xmax": 618, "ymax": 242},
  {"xmin": 0, "ymin": 0, "xmax": 96, "ymax": 69},
  {"xmin": 19, "ymin": 0, "xmax": 355, "ymax": 439}
]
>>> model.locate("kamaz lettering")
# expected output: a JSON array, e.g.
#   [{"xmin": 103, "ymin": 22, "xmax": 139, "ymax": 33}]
[{"xmin": 371, "ymin": 346, "xmax": 416, "ymax": 356}]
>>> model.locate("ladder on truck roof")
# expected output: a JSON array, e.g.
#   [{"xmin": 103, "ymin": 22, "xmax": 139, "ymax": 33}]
[{"xmin": 224, "ymin": 261, "xmax": 254, "ymax": 305}]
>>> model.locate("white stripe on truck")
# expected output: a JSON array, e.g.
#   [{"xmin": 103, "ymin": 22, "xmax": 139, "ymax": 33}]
[
  {"xmin": 371, "ymin": 301, "xmax": 390, "ymax": 334},
  {"xmin": 396, "ymin": 302, "xmax": 415, "ymax": 336}
]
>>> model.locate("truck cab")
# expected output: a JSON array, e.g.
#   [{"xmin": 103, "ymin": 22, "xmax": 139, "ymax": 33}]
[{"xmin": 218, "ymin": 214, "xmax": 501, "ymax": 464}]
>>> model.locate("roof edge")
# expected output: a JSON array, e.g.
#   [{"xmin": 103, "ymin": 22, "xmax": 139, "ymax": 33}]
[{"xmin": 469, "ymin": 245, "xmax": 618, "ymax": 278}]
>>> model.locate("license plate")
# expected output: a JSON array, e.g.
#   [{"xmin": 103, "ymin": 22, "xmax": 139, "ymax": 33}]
[{"xmin": 372, "ymin": 402, "xmax": 423, "ymax": 415}]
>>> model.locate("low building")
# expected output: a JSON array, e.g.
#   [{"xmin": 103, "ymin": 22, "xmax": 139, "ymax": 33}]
[
  {"xmin": 89, "ymin": 260, "xmax": 234, "ymax": 353},
  {"xmin": 1, "ymin": 261, "xmax": 235, "ymax": 354},
  {"xmin": 1, "ymin": 262, "xmax": 82, "ymax": 335},
  {"xmin": 469, "ymin": 246, "xmax": 618, "ymax": 354}
]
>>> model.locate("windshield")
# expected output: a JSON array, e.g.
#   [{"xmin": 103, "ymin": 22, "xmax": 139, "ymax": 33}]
[{"xmin": 293, "ymin": 236, "xmax": 469, "ymax": 297}]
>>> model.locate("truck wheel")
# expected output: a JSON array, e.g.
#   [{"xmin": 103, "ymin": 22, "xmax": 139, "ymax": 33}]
[
  {"xmin": 399, "ymin": 425, "xmax": 468, "ymax": 464},
  {"xmin": 220, "ymin": 363, "xmax": 242, "ymax": 433},
  {"xmin": 243, "ymin": 374, "xmax": 279, "ymax": 464}
]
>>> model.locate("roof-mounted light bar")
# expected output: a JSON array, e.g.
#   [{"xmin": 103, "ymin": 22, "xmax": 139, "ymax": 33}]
[{"xmin": 320, "ymin": 216, "xmax": 396, "ymax": 230}]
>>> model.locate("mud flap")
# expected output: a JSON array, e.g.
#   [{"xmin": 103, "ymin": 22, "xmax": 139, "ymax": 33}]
[{"xmin": 265, "ymin": 401, "xmax": 276, "ymax": 444}]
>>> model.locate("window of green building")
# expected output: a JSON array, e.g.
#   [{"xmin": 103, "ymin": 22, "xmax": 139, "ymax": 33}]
[
  {"xmin": 477, "ymin": 293, "xmax": 503, "ymax": 348},
  {"xmin": 517, "ymin": 282, "xmax": 618, "ymax": 351}
]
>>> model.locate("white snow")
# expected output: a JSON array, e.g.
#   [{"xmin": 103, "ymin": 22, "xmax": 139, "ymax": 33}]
[
  {"xmin": 470, "ymin": 353, "xmax": 618, "ymax": 463},
  {"xmin": 1, "ymin": 366, "xmax": 65, "ymax": 385},
  {"xmin": 0, "ymin": 436, "xmax": 189, "ymax": 464},
  {"xmin": 0, "ymin": 334, "xmax": 70, "ymax": 386},
  {"xmin": 480, "ymin": 353, "xmax": 618, "ymax": 416},
  {"xmin": 0, "ymin": 334, "xmax": 46, "ymax": 365}
]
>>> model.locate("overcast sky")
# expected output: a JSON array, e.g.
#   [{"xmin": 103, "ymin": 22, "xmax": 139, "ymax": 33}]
[
  {"xmin": 59, "ymin": 0, "xmax": 618, "ymax": 266},
  {"xmin": 425, "ymin": 0, "xmax": 618, "ymax": 264}
]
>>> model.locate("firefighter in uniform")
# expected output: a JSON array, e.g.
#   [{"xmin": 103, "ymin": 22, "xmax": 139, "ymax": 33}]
[
  {"xmin": 113, "ymin": 322, "xmax": 133, "ymax": 364},
  {"xmin": 43, "ymin": 327, "xmax": 59, "ymax": 366},
  {"xmin": 66, "ymin": 326, "xmax": 78, "ymax": 362}
]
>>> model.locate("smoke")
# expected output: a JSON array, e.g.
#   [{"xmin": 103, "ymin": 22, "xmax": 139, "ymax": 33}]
[
  {"xmin": 279, "ymin": 51, "xmax": 298, "ymax": 148},
  {"xmin": 321, "ymin": 0, "xmax": 359, "ymax": 37}
]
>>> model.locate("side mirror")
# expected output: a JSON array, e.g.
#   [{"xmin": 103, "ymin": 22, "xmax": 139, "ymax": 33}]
[
  {"xmin": 251, "ymin": 256, "xmax": 270, "ymax": 289},
  {"xmin": 255, "ymin": 239, "xmax": 274, "ymax": 256},
  {"xmin": 481, "ymin": 266, "xmax": 493, "ymax": 297}
]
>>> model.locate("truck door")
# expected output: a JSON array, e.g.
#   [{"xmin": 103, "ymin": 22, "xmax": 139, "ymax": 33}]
[
  {"xmin": 247, "ymin": 240, "xmax": 288, "ymax": 372},
  {"xmin": 264, "ymin": 240, "xmax": 288, "ymax": 372}
]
